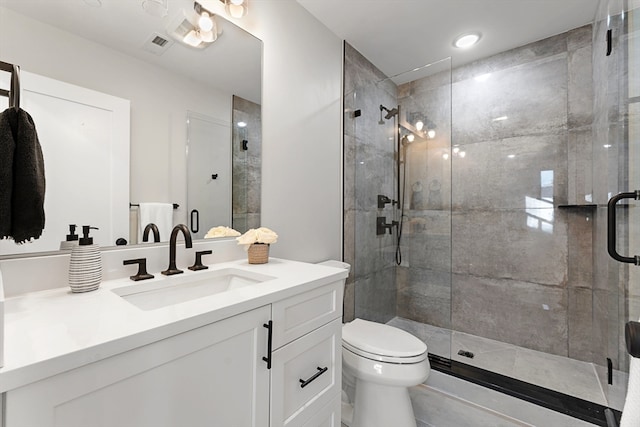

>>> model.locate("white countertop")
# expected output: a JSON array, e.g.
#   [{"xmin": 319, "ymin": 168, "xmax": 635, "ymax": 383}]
[{"xmin": 0, "ymin": 258, "xmax": 348, "ymax": 393}]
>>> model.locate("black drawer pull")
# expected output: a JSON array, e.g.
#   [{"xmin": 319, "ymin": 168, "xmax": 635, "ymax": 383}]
[
  {"xmin": 299, "ymin": 366, "xmax": 328, "ymax": 388},
  {"xmin": 262, "ymin": 321, "xmax": 273, "ymax": 369}
]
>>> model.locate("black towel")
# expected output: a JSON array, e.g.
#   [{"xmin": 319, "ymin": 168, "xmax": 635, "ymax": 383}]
[{"xmin": 0, "ymin": 107, "xmax": 46, "ymax": 243}]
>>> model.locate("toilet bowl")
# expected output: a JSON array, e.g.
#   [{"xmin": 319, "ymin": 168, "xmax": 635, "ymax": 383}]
[{"xmin": 341, "ymin": 318, "xmax": 430, "ymax": 427}]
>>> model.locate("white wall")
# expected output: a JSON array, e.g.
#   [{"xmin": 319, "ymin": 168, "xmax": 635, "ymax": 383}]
[
  {"xmin": 1, "ymin": 1, "xmax": 344, "ymax": 263},
  {"xmin": 201, "ymin": 0, "xmax": 344, "ymax": 262}
]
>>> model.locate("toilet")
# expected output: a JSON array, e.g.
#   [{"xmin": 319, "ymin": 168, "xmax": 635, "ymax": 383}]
[{"xmin": 341, "ymin": 318, "xmax": 430, "ymax": 427}]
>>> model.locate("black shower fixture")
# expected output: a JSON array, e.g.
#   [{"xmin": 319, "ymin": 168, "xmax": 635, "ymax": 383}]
[{"xmin": 379, "ymin": 104, "xmax": 399, "ymax": 123}]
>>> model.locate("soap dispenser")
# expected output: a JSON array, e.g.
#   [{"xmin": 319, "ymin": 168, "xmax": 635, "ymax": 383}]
[
  {"xmin": 60, "ymin": 224, "xmax": 79, "ymax": 250},
  {"xmin": 68, "ymin": 226, "xmax": 102, "ymax": 293}
]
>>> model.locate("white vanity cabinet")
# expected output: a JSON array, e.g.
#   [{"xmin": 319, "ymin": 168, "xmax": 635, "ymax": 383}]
[
  {"xmin": 4, "ymin": 305, "xmax": 271, "ymax": 427},
  {"xmin": 269, "ymin": 281, "xmax": 343, "ymax": 427},
  {"xmin": 1, "ymin": 270, "xmax": 345, "ymax": 427}
]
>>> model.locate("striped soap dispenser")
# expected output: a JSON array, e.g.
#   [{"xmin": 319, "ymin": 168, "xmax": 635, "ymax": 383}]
[{"xmin": 68, "ymin": 226, "xmax": 102, "ymax": 293}]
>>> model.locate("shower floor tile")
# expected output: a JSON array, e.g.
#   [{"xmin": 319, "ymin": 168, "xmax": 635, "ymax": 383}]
[{"xmin": 387, "ymin": 316, "xmax": 627, "ymax": 410}]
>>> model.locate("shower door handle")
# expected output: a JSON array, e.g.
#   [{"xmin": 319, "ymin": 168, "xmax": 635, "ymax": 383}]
[{"xmin": 607, "ymin": 191, "xmax": 640, "ymax": 265}]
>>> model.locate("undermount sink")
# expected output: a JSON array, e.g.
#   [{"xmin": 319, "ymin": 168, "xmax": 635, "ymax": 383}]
[{"xmin": 112, "ymin": 268, "xmax": 276, "ymax": 311}]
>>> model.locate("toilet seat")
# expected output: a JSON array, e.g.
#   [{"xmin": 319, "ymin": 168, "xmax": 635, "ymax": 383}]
[{"xmin": 342, "ymin": 319, "xmax": 428, "ymax": 364}]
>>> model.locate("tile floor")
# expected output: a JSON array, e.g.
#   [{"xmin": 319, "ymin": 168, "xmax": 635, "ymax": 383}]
[
  {"xmin": 412, "ymin": 371, "xmax": 601, "ymax": 427},
  {"xmin": 387, "ymin": 317, "xmax": 628, "ymax": 411},
  {"xmin": 342, "ymin": 370, "xmax": 602, "ymax": 427}
]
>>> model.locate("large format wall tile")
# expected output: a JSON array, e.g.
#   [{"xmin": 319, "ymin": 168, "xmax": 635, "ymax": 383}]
[
  {"xmin": 354, "ymin": 267, "xmax": 397, "ymax": 323},
  {"xmin": 568, "ymin": 286, "xmax": 595, "ymax": 362},
  {"xmin": 568, "ymin": 43, "xmax": 594, "ymax": 128},
  {"xmin": 396, "ymin": 266, "xmax": 451, "ymax": 328},
  {"xmin": 451, "ymin": 273, "xmax": 569, "ymax": 356},
  {"xmin": 451, "ymin": 133, "xmax": 568, "ymax": 210},
  {"xmin": 452, "ymin": 55, "xmax": 568, "ymax": 146},
  {"xmin": 452, "ymin": 209, "xmax": 568, "ymax": 286}
]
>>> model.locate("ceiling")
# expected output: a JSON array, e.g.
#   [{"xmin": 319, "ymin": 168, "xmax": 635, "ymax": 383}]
[
  {"xmin": 0, "ymin": 0, "xmax": 262, "ymax": 103},
  {"xmin": 297, "ymin": 0, "xmax": 601, "ymax": 83}
]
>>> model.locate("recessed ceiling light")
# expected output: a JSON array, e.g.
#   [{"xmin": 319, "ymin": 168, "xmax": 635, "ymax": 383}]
[{"xmin": 454, "ymin": 32, "xmax": 481, "ymax": 49}]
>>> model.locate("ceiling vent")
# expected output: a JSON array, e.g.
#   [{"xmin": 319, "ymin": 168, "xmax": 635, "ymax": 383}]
[{"xmin": 142, "ymin": 32, "xmax": 174, "ymax": 55}]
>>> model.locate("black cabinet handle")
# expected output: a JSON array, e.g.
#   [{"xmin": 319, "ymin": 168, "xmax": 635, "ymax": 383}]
[
  {"xmin": 607, "ymin": 191, "xmax": 640, "ymax": 265},
  {"xmin": 190, "ymin": 209, "xmax": 199, "ymax": 234},
  {"xmin": 262, "ymin": 321, "xmax": 273, "ymax": 369},
  {"xmin": 299, "ymin": 366, "xmax": 328, "ymax": 388}
]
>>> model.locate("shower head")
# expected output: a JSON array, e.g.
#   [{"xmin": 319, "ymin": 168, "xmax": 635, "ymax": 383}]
[
  {"xmin": 384, "ymin": 107, "xmax": 399, "ymax": 120},
  {"xmin": 379, "ymin": 104, "xmax": 399, "ymax": 121}
]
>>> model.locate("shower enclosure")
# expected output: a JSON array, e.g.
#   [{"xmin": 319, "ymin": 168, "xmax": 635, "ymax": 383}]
[{"xmin": 343, "ymin": 1, "xmax": 638, "ymax": 424}]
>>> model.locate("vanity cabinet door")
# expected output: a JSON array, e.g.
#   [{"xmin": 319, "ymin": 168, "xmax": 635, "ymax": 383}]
[
  {"xmin": 270, "ymin": 318, "xmax": 342, "ymax": 427},
  {"xmin": 5, "ymin": 306, "xmax": 271, "ymax": 427}
]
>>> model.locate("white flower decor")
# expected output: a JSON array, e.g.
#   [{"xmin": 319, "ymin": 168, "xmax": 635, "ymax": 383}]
[
  {"xmin": 236, "ymin": 227, "xmax": 278, "ymax": 249},
  {"xmin": 204, "ymin": 226, "xmax": 241, "ymax": 239}
]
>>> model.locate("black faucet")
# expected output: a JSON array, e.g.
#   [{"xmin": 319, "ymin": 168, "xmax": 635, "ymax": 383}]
[
  {"xmin": 142, "ymin": 223, "xmax": 160, "ymax": 242},
  {"xmin": 161, "ymin": 224, "xmax": 193, "ymax": 275}
]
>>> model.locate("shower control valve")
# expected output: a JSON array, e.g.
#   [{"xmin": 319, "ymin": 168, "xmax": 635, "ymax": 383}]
[
  {"xmin": 377, "ymin": 194, "xmax": 398, "ymax": 209},
  {"xmin": 376, "ymin": 217, "xmax": 398, "ymax": 236}
]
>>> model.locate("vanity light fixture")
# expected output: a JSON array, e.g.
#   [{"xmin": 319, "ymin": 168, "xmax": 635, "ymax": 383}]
[
  {"xmin": 453, "ymin": 32, "xmax": 481, "ymax": 49},
  {"xmin": 222, "ymin": 0, "xmax": 248, "ymax": 19},
  {"xmin": 168, "ymin": 2, "xmax": 219, "ymax": 49}
]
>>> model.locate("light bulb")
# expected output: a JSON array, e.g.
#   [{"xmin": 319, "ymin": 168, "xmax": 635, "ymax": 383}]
[
  {"xmin": 237, "ymin": 121, "xmax": 247, "ymax": 128},
  {"xmin": 407, "ymin": 134, "xmax": 415, "ymax": 143},
  {"xmin": 198, "ymin": 12, "xmax": 214, "ymax": 32},
  {"xmin": 225, "ymin": 0, "xmax": 247, "ymax": 18},
  {"xmin": 458, "ymin": 151, "xmax": 466, "ymax": 158},
  {"xmin": 427, "ymin": 129, "xmax": 436, "ymax": 139},
  {"xmin": 199, "ymin": 29, "xmax": 215, "ymax": 43},
  {"xmin": 442, "ymin": 153, "xmax": 449, "ymax": 160},
  {"xmin": 453, "ymin": 147, "xmax": 459, "ymax": 154},
  {"xmin": 415, "ymin": 120, "xmax": 424, "ymax": 131},
  {"xmin": 183, "ymin": 29, "xmax": 202, "ymax": 47}
]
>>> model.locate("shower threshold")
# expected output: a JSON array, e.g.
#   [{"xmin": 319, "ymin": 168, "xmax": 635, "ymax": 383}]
[{"xmin": 387, "ymin": 317, "xmax": 627, "ymax": 426}]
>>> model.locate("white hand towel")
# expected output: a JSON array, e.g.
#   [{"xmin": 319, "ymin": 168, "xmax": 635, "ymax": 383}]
[
  {"xmin": 620, "ymin": 318, "xmax": 640, "ymax": 427},
  {"xmin": 137, "ymin": 203, "xmax": 173, "ymax": 243}
]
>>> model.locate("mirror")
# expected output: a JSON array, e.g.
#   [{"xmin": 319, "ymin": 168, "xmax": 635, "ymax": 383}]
[{"xmin": 0, "ymin": 0, "xmax": 262, "ymax": 256}]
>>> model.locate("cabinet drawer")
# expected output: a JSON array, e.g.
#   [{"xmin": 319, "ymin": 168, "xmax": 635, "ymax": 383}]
[
  {"xmin": 271, "ymin": 318, "xmax": 342, "ymax": 427},
  {"xmin": 272, "ymin": 281, "xmax": 343, "ymax": 349},
  {"xmin": 301, "ymin": 393, "xmax": 341, "ymax": 427}
]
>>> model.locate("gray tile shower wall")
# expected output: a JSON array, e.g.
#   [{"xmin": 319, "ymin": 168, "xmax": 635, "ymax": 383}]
[
  {"xmin": 448, "ymin": 25, "xmax": 595, "ymax": 359},
  {"xmin": 344, "ymin": 42, "xmax": 398, "ymax": 323}
]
